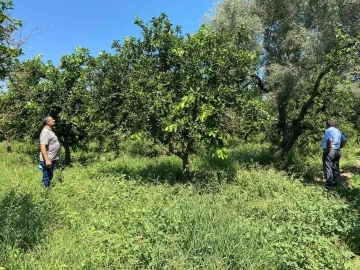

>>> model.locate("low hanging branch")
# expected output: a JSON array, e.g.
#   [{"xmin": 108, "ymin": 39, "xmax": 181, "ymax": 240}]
[{"xmin": 251, "ymin": 74, "xmax": 269, "ymax": 93}]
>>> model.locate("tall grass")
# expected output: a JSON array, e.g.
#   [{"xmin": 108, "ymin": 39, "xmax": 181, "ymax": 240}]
[{"xmin": 0, "ymin": 141, "xmax": 359, "ymax": 269}]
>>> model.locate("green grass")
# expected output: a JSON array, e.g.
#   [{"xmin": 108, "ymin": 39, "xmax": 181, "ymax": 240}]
[{"xmin": 0, "ymin": 141, "xmax": 359, "ymax": 269}]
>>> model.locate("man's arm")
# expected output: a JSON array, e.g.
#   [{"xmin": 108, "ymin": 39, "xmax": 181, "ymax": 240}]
[
  {"xmin": 340, "ymin": 141, "xmax": 347, "ymax": 148},
  {"xmin": 324, "ymin": 139, "xmax": 332, "ymax": 152},
  {"xmin": 40, "ymin": 144, "xmax": 52, "ymax": 168},
  {"xmin": 40, "ymin": 130, "xmax": 52, "ymax": 168},
  {"xmin": 340, "ymin": 132, "xmax": 347, "ymax": 148}
]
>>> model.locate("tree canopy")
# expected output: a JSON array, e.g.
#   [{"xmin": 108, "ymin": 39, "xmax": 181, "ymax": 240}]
[
  {"xmin": 1, "ymin": 1, "xmax": 360, "ymax": 180},
  {"xmin": 95, "ymin": 14, "xmax": 259, "ymax": 180},
  {"xmin": 206, "ymin": 0, "xmax": 360, "ymax": 154}
]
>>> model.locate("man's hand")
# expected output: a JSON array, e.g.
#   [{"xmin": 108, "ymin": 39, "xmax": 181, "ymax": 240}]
[
  {"xmin": 40, "ymin": 144, "xmax": 52, "ymax": 168},
  {"xmin": 325, "ymin": 139, "xmax": 332, "ymax": 153},
  {"xmin": 340, "ymin": 141, "xmax": 347, "ymax": 148},
  {"xmin": 45, "ymin": 159, "xmax": 52, "ymax": 168}
]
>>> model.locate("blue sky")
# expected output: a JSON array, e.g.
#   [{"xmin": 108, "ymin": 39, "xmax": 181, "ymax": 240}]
[{"xmin": 12, "ymin": 0, "xmax": 216, "ymax": 64}]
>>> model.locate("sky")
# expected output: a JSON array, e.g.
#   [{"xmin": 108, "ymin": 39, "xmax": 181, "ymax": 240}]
[{"xmin": 12, "ymin": 0, "xmax": 216, "ymax": 64}]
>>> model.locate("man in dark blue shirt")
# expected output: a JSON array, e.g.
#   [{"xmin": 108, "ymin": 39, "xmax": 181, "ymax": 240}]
[{"xmin": 321, "ymin": 119, "xmax": 347, "ymax": 188}]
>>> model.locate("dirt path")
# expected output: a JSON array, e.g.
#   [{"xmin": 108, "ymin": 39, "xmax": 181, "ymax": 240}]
[{"xmin": 340, "ymin": 155, "xmax": 360, "ymax": 188}]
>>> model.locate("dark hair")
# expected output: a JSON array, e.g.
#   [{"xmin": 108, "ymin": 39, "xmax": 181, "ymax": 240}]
[{"xmin": 326, "ymin": 119, "xmax": 335, "ymax": 127}]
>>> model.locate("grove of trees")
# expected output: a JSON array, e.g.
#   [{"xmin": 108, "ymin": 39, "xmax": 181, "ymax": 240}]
[{"xmin": 1, "ymin": 0, "xmax": 360, "ymax": 180}]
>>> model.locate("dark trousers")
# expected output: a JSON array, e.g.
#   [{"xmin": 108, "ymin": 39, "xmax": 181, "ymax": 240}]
[
  {"xmin": 323, "ymin": 149, "xmax": 341, "ymax": 187},
  {"xmin": 39, "ymin": 160, "xmax": 57, "ymax": 187}
]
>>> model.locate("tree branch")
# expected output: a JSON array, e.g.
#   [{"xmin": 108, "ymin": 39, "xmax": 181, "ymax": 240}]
[
  {"xmin": 7, "ymin": 25, "xmax": 48, "ymax": 50},
  {"xmin": 251, "ymin": 74, "xmax": 269, "ymax": 93},
  {"xmin": 293, "ymin": 67, "xmax": 331, "ymax": 124},
  {"xmin": 168, "ymin": 135, "xmax": 183, "ymax": 158}
]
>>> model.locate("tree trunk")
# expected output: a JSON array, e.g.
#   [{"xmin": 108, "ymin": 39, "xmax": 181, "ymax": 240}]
[
  {"xmin": 6, "ymin": 138, "xmax": 12, "ymax": 153},
  {"xmin": 182, "ymin": 153, "xmax": 190, "ymax": 183},
  {"xmin": 275, "ymin": 124, "xmax": 302, "ymax": 156},
  {"xmin": 278, "ymin": 102, "xmax": 290, "ymax": 150},
  {"xmin": 98, "ymin": 137, "xmax": 104, "ymax": 154},
  {"xmin": 113, "ymin": 135, "xmax": 120, "ymax": 158},
  {"xmin": 168, "ymin": 135, "xmax": 193, "ymax": 182},
  {"xmin": 63, "ymin": 135, "xmax": 71, "ymax": 166},
  {"xmin": 276, "ymin": 68, "xmax": 330, "ymax": 156}
]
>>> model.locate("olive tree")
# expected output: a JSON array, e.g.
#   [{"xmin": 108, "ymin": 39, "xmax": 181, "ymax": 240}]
[{"xmin": 206, "ymin": 0, "xmax": 360, "ymax": 155}]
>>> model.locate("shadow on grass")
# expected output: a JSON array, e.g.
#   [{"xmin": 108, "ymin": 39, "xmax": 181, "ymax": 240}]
[
  {"xmin": 342, "ymin": 164, "xmax": 360, "ymax": 176},
  {"xmin": 14, "ymin": 140, "xmax": 101, "ymax": 168},
  {"xmin": 191, "ymin": 146, "xmax": 274, "ymax": 185},
  {"xmin": 72, "ymin": 152, "xmax": 101, "ymax": 167},
  {"xmin": 0, "ymin": 190, "xmax": 47, "ymax": 251},
  {"xmin": 303, "ymin": 165, "xmax": 360, "ymax": 192},
  {"xmin": 325, "ymin": 164, "xmax": 360, "ymax": 211},
  {"xmin": 305, "ymin": 174, "xmax": 360, "ymax": 255},
  {"xmin": 96, "ymin": 158, "xmax": 183, "ymax": 185},
  {"xmin": 307, "ymin": 166, "xmax": 360, "ymax": 255},
  {"xmin": 14, "ymin": 142, "xmax": 39, "ymax": 164},
  {"xmin": 94, "ymin": 146, "xmax": 274, "ymax": 186},
  {"xmin": 229, "ymin": 147, "xmax": 273, "ymax": 166},
  {"xmin": 337, "ymin": 184, "xmax": 360, "ymax": 255}
]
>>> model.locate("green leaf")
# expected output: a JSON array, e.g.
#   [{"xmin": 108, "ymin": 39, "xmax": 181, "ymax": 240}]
[
  {"xmin": 164, "ymin": 124, "xmax": 178, "ymax": 133},
  {"xmin": 216, "ymin": 148, "xmax": 228, "ymax": 159},
  {"xmin": 206, "ymin": 127, "xmax": 218, "ymax": 137}
]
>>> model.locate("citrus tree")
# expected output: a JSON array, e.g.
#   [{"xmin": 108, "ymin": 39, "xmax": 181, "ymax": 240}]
[
  {"xmin": 6, "ymin": 48, "xmax": 92, "ymax": 164},
  {"xmin": 110, "ymin": 14, "xmax": 259, "ymax": 181}
]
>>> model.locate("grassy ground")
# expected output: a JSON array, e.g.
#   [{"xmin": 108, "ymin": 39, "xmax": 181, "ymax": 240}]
[{"xmin": 0, "ymin": 141, "xmax": 359, "ymax": 269}]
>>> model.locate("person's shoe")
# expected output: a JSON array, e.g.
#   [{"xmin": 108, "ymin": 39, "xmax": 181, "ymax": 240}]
[{"xmin": 324, "ymin": 184, "xmax": 333, "ymax": 192}]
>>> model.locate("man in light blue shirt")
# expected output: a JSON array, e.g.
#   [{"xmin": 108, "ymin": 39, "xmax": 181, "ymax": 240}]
[{"xmin": 321, "ymin": 119, "xmax": 347, "ymax": 188}]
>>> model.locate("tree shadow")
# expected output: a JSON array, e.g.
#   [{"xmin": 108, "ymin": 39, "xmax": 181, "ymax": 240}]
[
  {"xmin": 0, "ymin": 190, "xmax": 47, "ymax": 251},
  {"xmin": 307, "ymin": 166, "xmax": 360, "ymax": 255},
  {"xmin": 191, "ymin": 147, "xmax": 273, "ymax": 185},
  {"xmin": 337, "ymin": 184, "xmax": 360, "ymax": 255},
  {"xmin": 74, "ymin": 154, "xmax": 100, "ymax": 167},
  {"xmin": 342, "ymin": 164, "xmax": 360, "ymax": 176},
  {"xmin": 96, "ymin": 158, "xmax": 183, "ymax": 185},
  {"xmin": 338, "ymin": 185, "xmax": 360, "ymax": 208},
  {"xmin": 334, "ymin": 164, "xmax": 360, "ymax": 210},
  {"xmin": 191, "ymin": 155, "xmax": 239, "ymax": 185},
  {"xmin": 93, "ymin": 146, "xmax": 274, "ymax": 186},
  {"xmin": 229, "ymin": 147, "xmax": 273, "ymax": 166},
  {"xmin": 70, "ymin": 149, "xmax": 104, "ymax": 167},
  {"xmin": 14, "ymin": 142, "xmax": 39, "ymax": 163},
  {"xmin": 304, "ymin": 173, "xmax": 360, "ymax": 255}
]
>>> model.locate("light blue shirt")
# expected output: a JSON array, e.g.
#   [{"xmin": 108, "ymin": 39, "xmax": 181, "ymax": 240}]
[{"xmin": 321, "ymin": 127, "xmax": 347, "ymax": 150}]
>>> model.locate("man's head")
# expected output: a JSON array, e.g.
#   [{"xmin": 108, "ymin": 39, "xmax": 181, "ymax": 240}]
[
  {"xmin": 43, "ymin": 116, "xmax": 55, "ymax": 128},
  {"xmin": 326, "ymin": 119, "xmax": 335, "ymax": 128}
]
